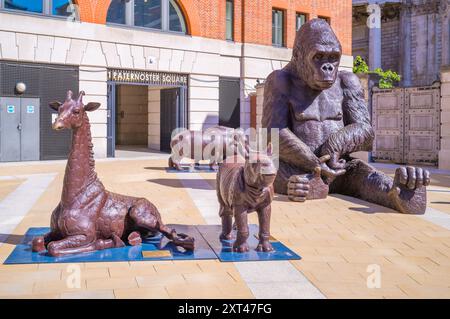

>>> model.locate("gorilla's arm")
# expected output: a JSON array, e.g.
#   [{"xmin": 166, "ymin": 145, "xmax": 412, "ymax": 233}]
[
  {"xmin": 262, "ymin": 71, "xmax": 321, "ymax": 172},
  {"xmin": 320, "ymin": 71, "xmax": 375, "ymax": 162}
]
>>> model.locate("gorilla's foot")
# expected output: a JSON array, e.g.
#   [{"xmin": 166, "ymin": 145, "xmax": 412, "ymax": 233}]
[{"xmin": 388, "ymin": 166, "xmax": 430, "ymax": 215}]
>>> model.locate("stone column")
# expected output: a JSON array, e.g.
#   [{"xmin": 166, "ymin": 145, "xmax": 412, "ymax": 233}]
[
  {"xmin": 400, "ymin": 1, "xmax": 412, "ymax": 86},
  {"xmin": 352, "ymin": 73, "xmax": 370, "ymax": 162},
  {"xmin": 440, "ymin": 0, "xmax": 450, "ymax": 67},
  {"xmin": 439, "ymin": 66, "xmax": 450, "ymax": 170},
  {"xmin": 368, "ymin": 1, "xmax": 382, "ymax": 70},
  {"xmin": 255, "ymin": 83, "xmax": 265, "ymax": 130}
]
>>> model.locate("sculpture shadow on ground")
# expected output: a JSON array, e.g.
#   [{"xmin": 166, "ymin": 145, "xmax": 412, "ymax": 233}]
[
  {"xmin": 273, "ymin": 193, "xmax": 398, "ymax": 214},
  {"xmin": 146, "ymin": 178, "xmax": 213, "ymax": 190},
  {"xmin": 0, "ymin": 234, "xmax": 25, "ymax": 245},
  {"xmin": 332, "ymin": 194, "xmax": 400, "ymax": 215},
  {"xmin": 143, "ymin": 167, "xmax": 167, "ymax": 171}
]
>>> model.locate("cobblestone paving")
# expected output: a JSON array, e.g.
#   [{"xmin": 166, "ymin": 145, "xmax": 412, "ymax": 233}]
[{"xmin": 0, "ymin": 159, "xmax": 449, "ymax": 298}]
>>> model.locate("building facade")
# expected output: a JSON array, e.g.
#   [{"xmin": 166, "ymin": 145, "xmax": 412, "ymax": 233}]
[
  {"xmin": 0, "ymin": 0, "xmax": 353, "ymax": 160},
  {"xmin": 353, "ymin": 0, "xmax": 450, "ymax": 87}
]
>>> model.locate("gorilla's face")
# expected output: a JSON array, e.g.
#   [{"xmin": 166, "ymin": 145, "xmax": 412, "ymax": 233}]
[
  {"xmin": 307, "ymin": 45, "xmax": 341, "ymax": 90},
  {"xmin": 291, "ymin": 19, "xmax": 342, "ymax": 91}
]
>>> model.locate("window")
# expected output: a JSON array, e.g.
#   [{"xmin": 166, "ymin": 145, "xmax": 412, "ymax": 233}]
[
  {"xmin": 272, "ymin": 9, "xmax": 284, "ymax": 47},
  {"xmin": 52, "ymin": 0, "xmax": 72, "ymax": 16},
  {"xmin": 169, "ymin": 0, "xmax": 186, "ymax": 32},
  {"xmin": 1, "ymin": 0, "xmax": 73, "ymax": 17},
  {"xmin": 107, "ymin": 0, "xmax": 126, "ymax": 24},
  {"xmin": 135, "ymin": 0, "xmax": 162, "ymax": 29},
  {"xmin": 107, "ymin": 0, "xmax": 188, "ymax": 34},
  {"xmin": 225, "ymin": 0, "xmax": 234, "ymax": 41},
  {"xmin": 4, "ymin": 0, "xmax": 43, "ymax": 13},
  {"xmin": 318, "ymin": 16, "xmax": 330, "ymax": 24},
  {"xmin": 296, "ymin": 13, "xmax": 307, "ymax": 31}
]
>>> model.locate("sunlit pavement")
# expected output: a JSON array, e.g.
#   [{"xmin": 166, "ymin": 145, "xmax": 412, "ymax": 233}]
[{"xmin": 0, "ymin": 158, "xmax": 449, "ymax": 299}]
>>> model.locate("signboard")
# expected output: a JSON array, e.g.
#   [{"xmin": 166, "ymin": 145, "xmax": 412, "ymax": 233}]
[
  {"xmin": 107, "ymin": 69, "xmax": 188, "ymax": 87},
  {"xmin": 7, "ymin": 105, "xmax": 15, "ymax": 114},
  {"xmin": 27, "ymin": 105, "xmax": 35, "ymax": 114}
]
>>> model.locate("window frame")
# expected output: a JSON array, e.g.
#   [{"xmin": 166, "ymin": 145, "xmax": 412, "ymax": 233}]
[
  {"xmin": 295, "ymin": 12, "xmax": 308, "ymax": 31},
  {"xmin": 225, "ymin": 0, "xmax": 234, "ymax": 41},
  {"xmin": 318, "ymin": 15, "xmax": 331, "ymax": 24},
  {"xmin": 0, "ymin": 0, "xmax": 73, "ymax": 18},
  {"xmin": 107, "ymin": 0, "xmax": 188, "ymax": 35},
  {"xmin": 272, "ymin": 8, "xmax": 285, "ymax": 48}
]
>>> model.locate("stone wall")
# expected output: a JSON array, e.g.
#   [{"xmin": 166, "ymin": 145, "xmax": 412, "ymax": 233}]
[
  {"xmin": 381, "ymin": 19, "xmax": 400, "ymax": 73},
  {"xmin": 148, "ymin": 88, "xmax": 161, "ymax": 151},
  {"xmin": 439, "ymin": 66, "xmax": 450, "ymax": 170}
]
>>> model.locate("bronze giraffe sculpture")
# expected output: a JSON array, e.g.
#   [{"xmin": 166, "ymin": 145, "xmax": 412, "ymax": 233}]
[{"xmin": 32, "ymin": 91, "xmax": 194, "ymax": 256}]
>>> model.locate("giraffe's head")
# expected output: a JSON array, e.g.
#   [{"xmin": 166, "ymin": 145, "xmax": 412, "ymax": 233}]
[{"xmin": 49, "ymin": 91, "xmax": 101, "ymax": 130}]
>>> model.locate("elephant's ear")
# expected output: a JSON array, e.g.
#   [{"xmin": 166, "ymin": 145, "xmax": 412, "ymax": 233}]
[{"xmin": 49, "ymin": 101, "xmax": 62, "ymax": 111}]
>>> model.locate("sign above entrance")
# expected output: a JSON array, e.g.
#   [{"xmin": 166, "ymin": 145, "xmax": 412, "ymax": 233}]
[{"xmin": 107, "ymin": 69, "xmax": 188, "ymax": 87}]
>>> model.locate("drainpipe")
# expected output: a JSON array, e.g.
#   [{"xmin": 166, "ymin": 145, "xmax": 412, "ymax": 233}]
[{"xmin": 240, "ymin": 0, "xmax": 246, "ymax": 129}]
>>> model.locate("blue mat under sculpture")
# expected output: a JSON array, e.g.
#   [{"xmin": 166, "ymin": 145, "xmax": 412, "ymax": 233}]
[
  {"xmin": 197, "ymin": 224, "xmax": 301, "ymax": 262},
  {"xmin": 4, "ymin": 224, "xmax": 301, "ymax": 264},
  {"xmin": 3, "ymin": 225, "xmax": 216, "ymax": 264}
]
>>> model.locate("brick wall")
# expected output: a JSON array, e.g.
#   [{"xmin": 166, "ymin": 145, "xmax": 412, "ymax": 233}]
[{"xmin": 74, "ymin": 0, "xmax": 352, "ymax": 55}]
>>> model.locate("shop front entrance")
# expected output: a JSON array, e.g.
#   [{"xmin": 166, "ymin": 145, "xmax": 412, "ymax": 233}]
[{"xmin": 106, "ymin": 69, "xmax": 188, "ymax": 157}]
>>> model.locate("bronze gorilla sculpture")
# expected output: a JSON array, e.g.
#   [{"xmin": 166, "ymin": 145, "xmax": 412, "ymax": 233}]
[{"xmin": 262, "ymin": 19, "xmax": 430, "ymax": 215}]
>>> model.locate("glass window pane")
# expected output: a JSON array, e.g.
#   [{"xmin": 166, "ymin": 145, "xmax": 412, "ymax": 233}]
[
  {"xmin": 272, "ymin": 10, "xmax": 277, "ymax": 45},
  {"xmin": 107, "ymin": 0, "xmax": 126, "ymax": 24},
  {"xmin": 135, "ymin": 0, "xmax": 162, "ymax": 30},
  {"xmin": 226, "ymin": 0, "xmax": 233, "ymax": 40},
  {"xmin": 169, "ymin": 0, "xmax": 186, "ymax": 33},
  {"xmin": 52, "ymin": 0, "xmax": 71, "ymax": 16},
  {"xmin": 5, "ymin": 0, "xmax": 43, "ymax": 13},
  {"xmin": 296, "ymin": 13, "xmax": 306, "ymax": 31},
  {"xmin": 226, "ymin": 1, "xmax": 233, "ymax": 20},
  {"xmin": 272, "ymin": 9, "xmax": 283, "ymax": 46}
]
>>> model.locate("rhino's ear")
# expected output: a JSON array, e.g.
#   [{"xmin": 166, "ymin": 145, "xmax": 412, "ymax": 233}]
[
  {"xmin": 84, "ymin": 102, "xmax": 101, "ymax": 112},
  {"xmin": 49, "ymin": 101, "xmax": 62, "ymax": 111}
]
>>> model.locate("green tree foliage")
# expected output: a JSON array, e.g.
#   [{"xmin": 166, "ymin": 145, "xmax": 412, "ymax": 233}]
[{"xmin": 353, "ymin": 56, "xmax": 401, "ymax": 89}]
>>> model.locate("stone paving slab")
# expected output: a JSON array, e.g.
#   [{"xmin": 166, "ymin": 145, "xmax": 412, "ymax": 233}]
[{"xmin": 0, "ymin": 159, "xmax": 449, "ymax": 298}]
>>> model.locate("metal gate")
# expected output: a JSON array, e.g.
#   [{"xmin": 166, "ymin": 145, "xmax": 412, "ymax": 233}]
[
  {"xmin": 372, "ymin": 83, "xmax": 440, "ymax": 165},
  {"xmin": 0, "ymin": 97, "xmax": 40, "ymax": 162}
]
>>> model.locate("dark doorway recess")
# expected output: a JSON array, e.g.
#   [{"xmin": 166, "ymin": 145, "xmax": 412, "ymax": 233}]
[{"xmin": 219, "ymin": 77, "xmax": 240, "ymax": 129}]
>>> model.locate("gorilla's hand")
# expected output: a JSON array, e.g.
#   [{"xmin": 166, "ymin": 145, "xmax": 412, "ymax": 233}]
[
  {"xmin": 287, "ymin": 175, "xmax": 311, "ymax": 202},
  {"xmin": 318, "ymin": 155, "xmax": 346, "ymax": 183},
  {"xmin": 388, "ymin": 166, "xmax": 430, "ymax": 215},
  {"xmin": 391, "ymin": 166, "xmax": 430, "ymax": 191},
  {"xmin": 287, "ymin": 156, "xmax": 343, "ymax": 202},
  {"xmin": 327, "ymin": 153, "xmax": 347, "ymax": 170}
]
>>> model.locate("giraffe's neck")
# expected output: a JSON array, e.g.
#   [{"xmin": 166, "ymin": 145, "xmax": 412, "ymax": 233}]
[{"xmin": 61, "ymin": 114, "xmax": 100, "ymax": 205}]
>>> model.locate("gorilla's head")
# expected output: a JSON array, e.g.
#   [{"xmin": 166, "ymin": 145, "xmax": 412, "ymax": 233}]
[{"xmin": 291, "ymin": 19, "xmax": 342, "ymax": 91}]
